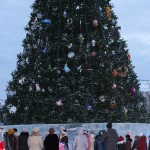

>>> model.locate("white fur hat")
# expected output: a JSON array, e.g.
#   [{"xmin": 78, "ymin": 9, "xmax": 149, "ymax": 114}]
[
  {"xmin": 138, "ymin": 133, "xmax": 144, "ymax": 136},
  {"xmin": 32, "ymin": 127, "xmax": 39, "ymax": 133},
  {"xmin": 22, "ymin": 128, "xmax": 27, "ymax": 132}
]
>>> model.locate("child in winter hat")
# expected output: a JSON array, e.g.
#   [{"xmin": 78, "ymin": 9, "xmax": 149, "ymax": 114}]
[{"xmin": 118, "ymin": 136, "xmax": 125, "ymax": 150}]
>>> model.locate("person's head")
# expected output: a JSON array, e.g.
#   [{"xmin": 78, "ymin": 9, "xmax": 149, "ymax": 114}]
[
  {"xmin": 22, "ymin": 128, "xmax": 27, "ymax": 132},
  {"xmin": 135, "ymin": 136, "xmax": 139, "ymax": 140},
  {"xmin": 126, "ymin": 134, "xmax": 130, "ymax": 139},
  {"xmin": 13, "ymin": 128, "xmax": 17, "ymax": 133},
  {"xmin": 118, "ymin": 136, "xmax": 124, "ymax": 143},
  {"xmin": 8, "ymin": 129, "xmax": 15, "ymax": 135},
  {"xmin": 84, "ymin": 129, "xmax": 88, "ymax": 134},
  {"xmin": 98, "ymin": 130, "xmax": 105, "ymax": 136},
  {"xmin": 49, "ymin": 128, "xmax": 55, "ymax": 134},
  {"xmin": 31, "ymin": 127, "xmax": 40, "ymax": 136},
  {"xmin": 61, "ymin": 130, "xmax": 67, "ymax": 136},
  {"xmin": 32, "ymin": 127, "xmax": 39, "ymax": 133},
  {"xmin": 77, "ymin": 127, "xmax": 84, "ymax": 135},
  {"xmin": 148, "ymin": 135, "xmax": 150, "ymax": 140},
  {"xmin": 106, "ymin": 122, "xmax": 112, "ymax": 129}
]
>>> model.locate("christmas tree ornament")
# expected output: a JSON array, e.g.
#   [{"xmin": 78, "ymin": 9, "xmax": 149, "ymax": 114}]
[
  {"xmin": 77, "ymin": 65, "xmax": 82, "ymax": 72},
  {"xmin": 93, "ymin": 20, "xmax": 98, "ymax": 27},
  {"xmin": 86, "ymin": 43, "xmax": 91, "ymax": 51},
  {"xmin": 37, "ymin": 13, "xmax": 42, "ymax": 19},
  {"xmin": 111, "ymin": 83, "xmax": 117, "ymax": 89},
  {"xmin": 123, "ymin": 107, "xmax": 128, "ymax": 120},
  {"xmin": 79, "ymin": 34, "xmax": 84, "ymax": 44},
  {"xmin": 100, "ymin": 63, "xmax": 104, "ymax": 67},
  {"xmin": 76, "ymin": 6, "xmax": 80, "ymax": 10},
  {"xmin": 120, "ymin": 71, "xmax": 127, "ymax": 77},
  {"xmin": 7, "ymin": 90, "xmax": 16, "ymax": 97},
  {"xmin": 91, "ymin": 51, "xmax": 97, "ymax": 57},
  {"xmin": 29, "ymin": 86, "xmax": 32, "ymax": 91},
  {"xmin": 48, "ymin": 63, "xmax": 52, "ymax": 71},
  {"xmin": 91, "ymin": 40, "xmax": 96, "ymax": 47},
  {"xmin": 112, "ymin": 69, "xmax": 118, "ymax": 77},
  {"xmin": 41, "ymin": 89, "xmax": 45, "ymax": 92},
  {"xmin": 99, "ymin": 95, "xmax": 105, "ymax": 102},
  {"xmin": 46, "ymin": 36, "xmax": 49, "ymax": 42},
  {"xmin": 68, "ymin": 43, "xmax": 73, "ymax": 49},
  {"xmin": 64, "ymin": 64, "xmax": 70, "ymax": 73},
  {"xmin": 80, "ymin": 20, "xmax": 82, "ymax": 32},
  {"xmin": 9, "ymin": 106, "xmax": 17, "ymax": 113},
  {"xmin": 35, "ymin": 84, "xmax": 41, "ymax": 92},
  {"xmin": 106, "ymin": 6, "xmax": 111, "ymax": 20},
  {"xmin": 130, "ymin": 87, "xmax": 136, "ymax": 95},
  {"xmin": 67, "ymin": 18, "xmax": 73, "ymax": 26},
  {"xmin": 127, "ymin": 54, "xmax": 131, "ymax": 60},
  {"xmin": 56, "ymin": 100, "xmax": 63, "ymax": 106},
  {"xmin": 110, "ymin": 102, "xmax": 116, "ymax": 109},
  {"xmin": 128, "ymin": 64, "xmax": 132, "ymax": 69},
  {"xmin": 68, "ymin": 52, "xmax": 75, "ymax": 58},
  {"xmin": 43, "ymin": 47, "xmax": 47, "ymax": 53},
  {"xmin": 63, "ymin": 10, "xmax": 67, "ymax": 18},
  {"xmin": 42, "ymin": 19, "xmax": 51, "ymax": 24},
  {"xmin": 86, "ymin": 104, "xmax": 92, "ymax": 110}
]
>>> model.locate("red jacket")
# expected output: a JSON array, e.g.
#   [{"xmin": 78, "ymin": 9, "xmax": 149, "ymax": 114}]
[{"xmin": 137, "ymin": 136, "xmax": 147, "ymax": 150}]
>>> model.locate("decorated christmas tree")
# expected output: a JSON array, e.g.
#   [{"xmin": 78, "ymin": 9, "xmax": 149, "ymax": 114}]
[{"xmin": 3, "ymin": 0, "xmax": 146, "ymax": 124}]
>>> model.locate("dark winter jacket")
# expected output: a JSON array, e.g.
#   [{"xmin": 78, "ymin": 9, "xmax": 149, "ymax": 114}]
[
  {"xmin": 101, "ymin": 128, "xmax": 118, "ymax": 150},
  {"xmin": 131, "ymin": 140, "xmax": 138, "ymax": 150},
  {"xmin": 118, "ymin": 142, "xmax": 125, "ymax": 150},
  {"xmin": 60, "ymin": 136, "xmax": 69, "ymax": 149},
  {"xmin": 148, "ymin": 140, "xmax": 150, "ymax": 150},
  {"xmin": 125, "ymin": 139, "xmax": 132, "ymax": 150},
  {"xmin": 94, "ymin": 134, "xmax": 104, "ymax": 150},
  {"xmin": 44, "ymin": 134, "xmax": 59, "ymax": 150},
  {"xmin": 18, "ymin": 132, "xmax": 29, "ymax": 150},
  {"xmin": 137, "ymin": 136, "xmax": 147, "ymax": 150},
  {"xmin": 3, "ymin": 132, "xmax": 11, "ymax": 150},
  {"xmin": 8, "ymin": 134, "xmax": 18, "ymax": 150}
]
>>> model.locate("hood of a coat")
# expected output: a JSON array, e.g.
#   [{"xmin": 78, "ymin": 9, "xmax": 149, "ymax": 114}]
[{"xmin": 139, "ymin": 136, "xmax": 146, "ymax": 141}]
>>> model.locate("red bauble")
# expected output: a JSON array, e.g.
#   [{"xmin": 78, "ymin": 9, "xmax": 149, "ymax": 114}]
[
  {"xmin": 110, "ymin": 102, "xmax": 116, "ymax": 109},
  {"xmin": 91, "ymin": 51, "xmax": 97, "ymax": 57},
  {"xmin": 112, "ymin": 69, "xmax": 118, "ymax": 77}
]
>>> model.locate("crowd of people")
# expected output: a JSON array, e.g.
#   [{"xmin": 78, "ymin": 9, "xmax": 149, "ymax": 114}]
[{"xmin": 0, "ymin": 123, "xmax": 150, "ymax": 150}]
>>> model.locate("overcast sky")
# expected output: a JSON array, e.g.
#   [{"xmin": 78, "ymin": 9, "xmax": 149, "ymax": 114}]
[{"xmin": 0, "ymin": 0, "xmax": 149, "ymax": 101}]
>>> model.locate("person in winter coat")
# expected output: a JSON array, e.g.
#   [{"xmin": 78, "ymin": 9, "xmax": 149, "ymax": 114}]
[
  {"xmin": 83, "ymin": 130, "xmax": 90, "ymax": 150},
  {"xmin": 3, "ymin": 132, "xmax": 11, "ymax": 150},
  {"xmin": 148, "ymin": 135, "xmax": 150, "ymax": 150},
  {"xmin": 89, "ymin": 132, "xmax": 95, "ymax": 150},
  {"xmin": 117, "ymin": 136, "xmax": 125, "ymax": 150},
  {"xmin": 44, "ymin": 128, "xmax": 59, "ymax": 150},
  {"xmin": 18, "ymin": 128, "xmax": 29, "ymax": 150},
  {"xmin": 8, "ymin": 128, "xmax": 18, "ymax": 150},
  {"xmin": 60, "ymin": 130, "xmax": 69, "ymax": 150},
  {"xmin": 13, "ymin": 128, "xmax": 19, "ymax": 137},
  {"xmin": 72, "ymin": 127, "xmax": 88, "ymax": 150},
  {"xmin": 125, "ymin": 134, "xmax": 132, "ymax": 150},
  {"xmin": 131, "ymin": 136, "xmax": 139, "ymax": 150},
  {"xmin": 28, "ymin": 127, "xmax": 43, "ymax": 150},
  {"xmin": 136, "ymin": 133, "xmax": 147, "ymax": 150},
  {"xmin": 101, "ymin": 122, "xmax": 118, "ymax": 150},
  {"xmin": 94, "ymin": 130, "xmax": 105, "ymax": 150}
]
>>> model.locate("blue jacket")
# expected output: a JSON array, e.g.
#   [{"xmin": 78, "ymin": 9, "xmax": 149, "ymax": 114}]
[{"xmin": 94, "ymin": 134, "xmax": 104, "ymax": 150}]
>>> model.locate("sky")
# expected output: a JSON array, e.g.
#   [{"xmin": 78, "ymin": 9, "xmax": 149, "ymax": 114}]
[{"xmin": 0, "ymin": 0, "xmax": 150, "ymax": 101}]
